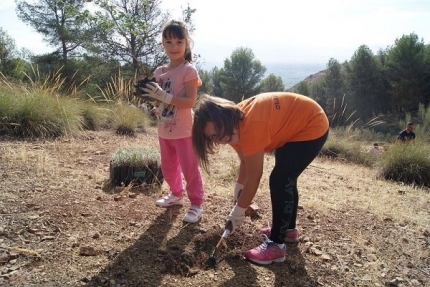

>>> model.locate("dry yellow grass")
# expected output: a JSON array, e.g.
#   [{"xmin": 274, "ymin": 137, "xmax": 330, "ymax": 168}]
[{"xmin": 206, "ymin": 147, "xmax": 430, "ymax": 230}]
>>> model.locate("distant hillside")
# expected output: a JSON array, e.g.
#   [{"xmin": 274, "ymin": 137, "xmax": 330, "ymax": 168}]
[
  {"xmin": 264, "ymin": 63, "xmax": 326, "ymax": 89},
  {"xmin": 289, "ymin": 69, "xmax": 326, "ymax": 91},
  {"xmin": 302, "ymin": 70, "xmax": 326, "ymax": 85}
]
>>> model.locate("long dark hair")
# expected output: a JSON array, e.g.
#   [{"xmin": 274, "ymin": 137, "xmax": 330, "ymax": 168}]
[
  {"xmin": 192, "ymin": 95, "xmax": 243, "ymax": 172},
  {"xmin": 162, "ymin": 20, "xmax": 194, "ymax": 62}
]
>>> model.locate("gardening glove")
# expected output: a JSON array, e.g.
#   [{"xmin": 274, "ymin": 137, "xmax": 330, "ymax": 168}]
[
  {"xmin": 227, "ymin": 204, "xmax": 247, "ymax": 234},
  {"xmin": 134, "ymin": 77, "xmax": 158, "ymax": 102},
  {"xmin": 141, "ymin": 82, "xmax": 173, "ymax": 104},
  {"xmin": 233, "ymin": 182, "xmax": 244, "ymax": 203}
]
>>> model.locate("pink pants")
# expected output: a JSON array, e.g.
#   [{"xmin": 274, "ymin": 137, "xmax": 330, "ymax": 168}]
[{"xmin": 158, "ymin": 137, "xmax": 204, "ymax": 206}]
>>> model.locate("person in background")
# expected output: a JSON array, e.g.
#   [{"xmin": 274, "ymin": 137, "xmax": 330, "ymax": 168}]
[
  {"xmin": 192, "ymin": 92, "xmax": 329, "ymax": 265},
  {"xmin": 396, "ymin": 122, "xmax": 415, "ymax": 142},
  {"xmin": 137, "ymin": 20, "xmax": 204, "ymax": 223},
  {"xmin": 370, "ymin": 142, "xmax": 381, "ymax": 154}
]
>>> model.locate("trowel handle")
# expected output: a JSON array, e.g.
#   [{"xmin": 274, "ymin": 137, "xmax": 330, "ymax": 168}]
[
  {"xmin": 211, "ymin": 220, "xmax": 233, "ymax": 259},
  {"xmin": 222, "ymin": 220, "xmax": 233, "ymax": 238}
]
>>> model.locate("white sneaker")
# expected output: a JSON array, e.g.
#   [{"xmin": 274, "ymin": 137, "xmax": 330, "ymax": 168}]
[
  {"xmin": 155, "ymin": 193, "xmax": 184, "ymax": 207},
  {"xmin": 183, "ymin": 205, "xmax": 203, "ymax": 223}
]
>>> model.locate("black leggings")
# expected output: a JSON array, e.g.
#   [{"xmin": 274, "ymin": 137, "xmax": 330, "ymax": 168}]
[{"xmin": 269, "ymin": 130, "xmax": 328, "ymax": 244}]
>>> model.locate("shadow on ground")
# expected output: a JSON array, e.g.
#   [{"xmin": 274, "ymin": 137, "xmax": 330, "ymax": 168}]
[
  {"xmin": 83, "ymin": 208, "xmax": 318, "ymax": 287},
  {"xmin": 216, "ymin": 242, "xmax": 319, "ymax": 287}
]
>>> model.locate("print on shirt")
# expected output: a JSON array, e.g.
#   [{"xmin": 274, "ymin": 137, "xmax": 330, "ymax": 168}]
[
  {"xmin": 161, "ymin": 104, "xmax": 176, "ymax": 119},
  {"xmin": 159, "ymin": 78, "xmax": 178, "ymax": 133},
  {"xmin": 273, "ymin": 95, "xmax": 281, "ymax": 110},
  {"xmin": 159, "ymin": 78, "xmax": 177, "ymax": 121}
]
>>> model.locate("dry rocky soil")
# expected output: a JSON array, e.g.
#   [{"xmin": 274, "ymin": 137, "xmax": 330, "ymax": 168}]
[{"xmin": 0, "ymin": 128, "xmax": 429, "ymax": 287}]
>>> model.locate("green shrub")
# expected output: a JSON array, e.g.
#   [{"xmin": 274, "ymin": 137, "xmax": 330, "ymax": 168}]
[
  {"xmin": 110, "ymin": 101, "xmax": 149, "ymax": 136},
  {"xmin": 320, "ymin": 129, "xmax": 375, "ymax": 167},
  {"xmin": 378, "ymin": 143, "xmax": 430, "ymax": 187},
  {"xmin": 1, "ymin": 87, "xmax": 84, "ymax": 137},
  {"xmin": 80, "ymin": 101, "xmax": 110, "ymax": 131},
  {"xmin": 0, "ymin": 88, "xmax": 14, "ymax": 134}
]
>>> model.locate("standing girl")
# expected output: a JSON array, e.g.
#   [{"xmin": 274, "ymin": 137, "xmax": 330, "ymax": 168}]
[
  {"xmin": 192, "ymin": 93, "xmax": 329, "ymax": 264},
  {"xmin": 139, "ymin": 20, "xmax": 204, "ymax": 223}
]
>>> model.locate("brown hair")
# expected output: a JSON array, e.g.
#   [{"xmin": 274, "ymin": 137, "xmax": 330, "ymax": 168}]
[
  {"xmin": 162, "ymin": 20, "xmax": 193, "ymax": 62},
  {"xmin": 192, "ymin": 94, "xmax": 243, "ymax": 172}
]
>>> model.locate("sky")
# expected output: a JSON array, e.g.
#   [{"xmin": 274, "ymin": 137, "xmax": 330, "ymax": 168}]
[{"xmin": 1, "ymin": 0, "xmax": 430, "ymax": 68}]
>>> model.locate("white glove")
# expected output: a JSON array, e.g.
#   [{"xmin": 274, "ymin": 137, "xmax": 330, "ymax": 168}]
[
  {"xmin": 141, "ymin": 82, "xmax": 173, "ymax": 104},
  {"xmin": 227, "ymin": 204, "xmax": 247, "ymax": 233},
  {"xmin": 233, "ymin": 182, "xmax": 244, "ymax": 203}
]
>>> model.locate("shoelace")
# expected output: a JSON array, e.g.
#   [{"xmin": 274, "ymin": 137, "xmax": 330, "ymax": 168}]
[
  {"xmin": 256, "ymin": 234, "xmax": 273, "ymax": 252},
  {"xmin": 257, "ymin": 233, "xmax": 270, "ymax": 243}
]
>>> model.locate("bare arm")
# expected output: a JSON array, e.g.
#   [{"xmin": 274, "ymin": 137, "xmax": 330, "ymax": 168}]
[
  {"xmin": 236, "ymin": 149, "xmax": 247, "ymax": 184},
  {"xmin": 235, "ymin": 149, "xmax": 265, "ymax": 209}
]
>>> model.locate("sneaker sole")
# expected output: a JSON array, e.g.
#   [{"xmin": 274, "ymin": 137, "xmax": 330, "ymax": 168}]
[{"xmin": 246, "ymin": 256, "xmax": 286, "ymax": 265}]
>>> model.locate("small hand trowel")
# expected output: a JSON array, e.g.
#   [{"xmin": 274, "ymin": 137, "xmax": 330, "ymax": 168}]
[{"xmin": 206, "ymin": 220, "xmax": 233, "ymax": 267}]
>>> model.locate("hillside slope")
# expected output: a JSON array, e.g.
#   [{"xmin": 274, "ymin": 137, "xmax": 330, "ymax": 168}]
[{"xmin": 0, "ymin": 129, "xmax": 429, "ymax": 286}]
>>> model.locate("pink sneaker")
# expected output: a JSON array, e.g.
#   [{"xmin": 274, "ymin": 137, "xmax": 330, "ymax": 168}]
[
  {"xmin": 260, "ymin": 227, "xmax": 299, "ymax": 243},
  {"xmin": 244, "ymin": 235, "xmax": 286, "ymax": 265}
]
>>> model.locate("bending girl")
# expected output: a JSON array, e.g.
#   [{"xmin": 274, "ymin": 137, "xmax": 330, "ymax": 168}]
[{"xmin": 192, "ymin": 92, "xmax": 329, "ymax": 264}]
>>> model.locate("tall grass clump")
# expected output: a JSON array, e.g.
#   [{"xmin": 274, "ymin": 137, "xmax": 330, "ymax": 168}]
[
  {"xmin": 80, "ymin": 101, "xmax": 111, "ymax": 131},
  {"xmin": 0, "ymin": 77, "xmax": 84, "ymax": 137},
  {"xmin": 0, "ymin": 68, "xmax": 110, "ymax": 137},
  {"xmin": 321, "ymin": 126, "xmax": 378, "ymax": 167},
  {"xmin": 1, "ymin": 67, "xmax": 146, "ymax": 137},
  {"xmin": 95, "ymin": 72, "xmax": 150, "ymax": 135},
  {"xmin": 110, "ymin": 101, "xmax": 150, "ymax": 136},
  {"xmin": 24, "ymin": 65, "xmax": 89, "ymax": 98},
  {"xmin": 323, "ymin": 94, "xmax": 387, "ymax": 167},
  {"xmin": 15, "ymin": 92, "xmax": 83, "ymax": 137},
  {"xmin": 96, "ymin": 71, "xmax": 137, "ymax": 103},
  {"xmin": 378, "ymin": 142, "xmax": 430, "ymax": 187},
  {"xmin": 417, "ymin": 103, "xmax": 430, "ymax": 142},
  {"xmin": 0, "ymin": 86, "xmax": 15, "ymax": 133}
]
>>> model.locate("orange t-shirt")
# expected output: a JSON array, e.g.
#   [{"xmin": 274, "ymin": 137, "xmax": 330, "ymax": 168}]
[{"xmin": 231, "ymin": 92, "xmax": 329, "ymax": 157}]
